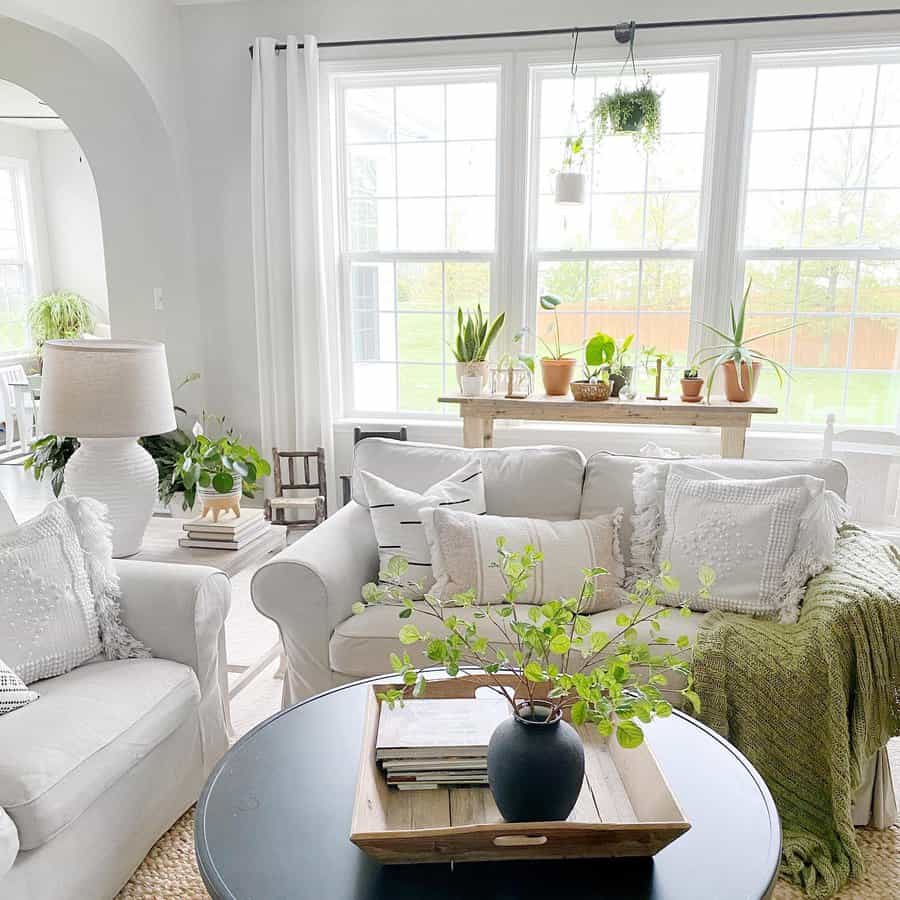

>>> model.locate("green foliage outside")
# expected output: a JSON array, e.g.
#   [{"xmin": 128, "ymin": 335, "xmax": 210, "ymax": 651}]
[{"xmin": 355, "ymin": 542, "xmax": 707, "ymax": 749}]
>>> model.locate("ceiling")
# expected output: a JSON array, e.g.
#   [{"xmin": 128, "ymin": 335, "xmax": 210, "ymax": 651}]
[{"xmin": 0, "ymin": 80, "xmax": 67, "ymax": 131}]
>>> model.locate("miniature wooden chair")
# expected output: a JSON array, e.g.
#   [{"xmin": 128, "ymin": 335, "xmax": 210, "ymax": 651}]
[
  {"xmin": 265, "ymin": 447, "xmax": 327, "ymax": 531},
  {"xmin": 339, "ymin": 426, "xmax": 408, "ymax": 507}
]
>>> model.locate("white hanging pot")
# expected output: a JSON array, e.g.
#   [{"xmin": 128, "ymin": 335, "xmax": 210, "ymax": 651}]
[{"xmin": 554, "ymin": 171, "xmax": 585, "ymax": 205}]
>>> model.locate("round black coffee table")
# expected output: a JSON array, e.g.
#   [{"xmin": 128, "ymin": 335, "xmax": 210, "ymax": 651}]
[{"xmin": 196, "ymin": 676, "xmax": 781, "ymax": 899}]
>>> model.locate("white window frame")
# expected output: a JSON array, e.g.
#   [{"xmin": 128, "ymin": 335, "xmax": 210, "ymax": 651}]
[
  {"xmin": 327, "ymin": 57, "xmax": 509, "ymax": 420},
  {"xmin": 724, "ymin": 33, "xmax": 900, "ymax": 432},
  {"xmin": 0, "ymin": 156, "xmax": 39, "ymax": 359}
]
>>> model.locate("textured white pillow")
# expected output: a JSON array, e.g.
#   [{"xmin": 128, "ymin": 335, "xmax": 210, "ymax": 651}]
[
  {"xmin": 0, "ymin": 497, "xmax": 148, "ymax": 684},
  {"xmin": 422, "ymin": 508, "xmax": 624, "ymax": 611},
  {"xmin": 360, "ymin": 460, "xmax": 487, "ymax": 599},
  {"xmin": 632, "ymin": 462, "xmax": 845, "ymax": 622},
  {"xmin": 0, "ymin": 658, "xmax": 37, "ymax": 715}
]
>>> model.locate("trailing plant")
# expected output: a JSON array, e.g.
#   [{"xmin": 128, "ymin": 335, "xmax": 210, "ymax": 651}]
[
  {"xmin": 452, "ymin": 305, "xmax": 506, "ymax": 364},
  {"xmin": 592, "ymin": 79, "xmax": 662, "ymax": 151},
  {"xmin": 174, "ymin": 420, "xmax": 271, "ymax": 510},
  {"xmin": 26, "ymin": 292, "xmax": 95, "ymax": 360},
  {"xmin": 582, "ymin": 332, "xmax": 615, "ymax": 382},
  {"xmin": 355, "ymin": 543, "xmax": 708, "ymax": 747},
  {"xmin": 695, "ymin": 279, "xmax": 798, "ymax": 402}
]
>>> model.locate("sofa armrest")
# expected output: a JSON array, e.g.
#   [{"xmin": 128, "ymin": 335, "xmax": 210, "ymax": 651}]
[
  {"xmin": 252, "ymin": 501, "xmax": 378, "ymax": 704},
  {"xmin": 115, "ymin": 559, "xmax": 231, "ymax": 767},
  {"xmin": 0, "ymin": 808, "xmax": 16, "ymax": 881}
]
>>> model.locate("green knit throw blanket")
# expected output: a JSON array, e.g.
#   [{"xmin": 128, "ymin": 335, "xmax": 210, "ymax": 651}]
[{"xmin": 692, "ymin": 525, "xmax": 900, "ymax": 898}]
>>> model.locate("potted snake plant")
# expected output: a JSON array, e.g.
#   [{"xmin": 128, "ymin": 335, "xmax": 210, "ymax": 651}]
[{"xmin": 452, "ymin": 305, "xmax": 505, "ymax": 394}]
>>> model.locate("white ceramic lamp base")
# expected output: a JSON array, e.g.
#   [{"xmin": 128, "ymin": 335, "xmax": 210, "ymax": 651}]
[{"xmin": 64, "ymin": 438, "xmax": 159, "ymax": 557}]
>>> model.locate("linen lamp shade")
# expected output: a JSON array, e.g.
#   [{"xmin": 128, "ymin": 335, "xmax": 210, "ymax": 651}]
[{"xmin": 39, "ymin": 340, "xmax": 176, "ymax": 437}]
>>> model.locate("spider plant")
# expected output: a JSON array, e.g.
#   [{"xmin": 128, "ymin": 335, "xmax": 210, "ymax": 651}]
[
  {"xmin": 694, "ymin": 280, "xmax": 797, "ymax": 402},
  {"xmin": 27, "ymin": 292, "xmax": 95, "ymax": 361},
  {"xmin": 452, "ymin": 305, "xmax": 506, "ymax": 363}
]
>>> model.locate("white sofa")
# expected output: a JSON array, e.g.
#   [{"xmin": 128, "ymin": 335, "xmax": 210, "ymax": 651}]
[
  {"xmin": 252, "ymin": 439, "xmax": 896, "ymax": 827},
  {"xmin": 0, "ymin": 556, "xmax": 230, "ymax": 900}
]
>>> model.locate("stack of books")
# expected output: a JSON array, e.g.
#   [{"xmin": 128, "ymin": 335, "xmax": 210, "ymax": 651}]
[
  {"xmin": 178, "ymin": 508, "xmax": 270, "ymax": 551},
  {"xmin": 375, "ymin": 697, "xmax": 509, "ymax": 790}
]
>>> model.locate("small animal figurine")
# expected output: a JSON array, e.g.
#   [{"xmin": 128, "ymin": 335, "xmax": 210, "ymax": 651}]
[{"xmin": 200, "ymin": 494, "xmax": 241, "ymax": 524}]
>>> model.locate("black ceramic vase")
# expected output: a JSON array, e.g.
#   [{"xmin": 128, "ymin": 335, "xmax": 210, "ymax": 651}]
[{"xmin": 487, "ymin": 701, "xmax": 585, "ymax": 822}]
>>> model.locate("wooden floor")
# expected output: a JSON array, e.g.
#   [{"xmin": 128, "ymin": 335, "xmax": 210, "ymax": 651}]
[{"xmin": 0, "ymin": 463, "xmax": 283, "ymax": 738}]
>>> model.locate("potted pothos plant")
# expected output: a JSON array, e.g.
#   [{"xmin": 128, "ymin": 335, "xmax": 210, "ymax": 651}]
[
  {"xmin": 355, "ymin": 542, "xmax": 707, "ymax": 823},
  {"xmin": 570, "ymin": 332, "xmax": 615, "ymax": 402},
  {"xmin": 452, "ymin": 305, "xmax": 506, "ymax": 394},
  {"xmin": 695, "ymin": 279, "xmax": 796, "ymax": 403},
  {"xmin": 173, "ymin": 418, "xmax": 271, "ymax": 515}
]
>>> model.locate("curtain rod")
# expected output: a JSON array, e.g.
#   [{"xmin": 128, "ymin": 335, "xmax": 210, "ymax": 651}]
[{"xmin": 248, "ymin": 8, "xmax": 900, "ymax": 56}]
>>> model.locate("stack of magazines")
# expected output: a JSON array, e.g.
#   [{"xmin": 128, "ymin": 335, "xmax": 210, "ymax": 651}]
[
  {"xmin": 375, "ymin": 697, "xmax": 509, "ymax": 790},
  {"xmin": 179, "ymin": 508, "xmax": 270, "ymax": 551}
]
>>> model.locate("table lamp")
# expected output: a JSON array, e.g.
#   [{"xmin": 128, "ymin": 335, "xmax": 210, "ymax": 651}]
[{"xmin": 39, "ymin": 340, "xmax": 176, "ymax": 557}]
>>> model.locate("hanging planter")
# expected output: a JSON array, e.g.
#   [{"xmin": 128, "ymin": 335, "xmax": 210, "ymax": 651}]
[{"xmin": 554, "ymin": 133, "xmax": 587, "ymax": 204}]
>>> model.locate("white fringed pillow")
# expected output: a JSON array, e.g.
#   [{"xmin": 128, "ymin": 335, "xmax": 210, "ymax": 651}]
[
  {"xmin": 631, "ymin": 462, "xmax": 845, "ymax": 623},
  {"xmin": 422, "ymin": 507, "xmax": 624, "ymax": 612},
  {"xmin": 360, "ymin": 460, "xmax": 487, "ymax": 599},
  {"xmin": 0, "ymin": 497, "xmax": 148, "ymax": 684},
  {"xmin": 0, "ymin": 658, "xmax": 38, "ymax": 715}
]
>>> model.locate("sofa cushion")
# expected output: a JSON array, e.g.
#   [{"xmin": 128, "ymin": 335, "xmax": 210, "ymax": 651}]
[
  {"xmin": 330, "ymin": 600, "xmax": 704, "ymax": 689},
  {"xmin": 0, "ymin": 657, "xmax": 200, "ymax": 851},
  {"xmin": 580, "ymin": 451, "xmax": 849, "ymax": 574},
  {"xmin": 352, "ymin": 439, "xmax": 585, "ymax": 520}
]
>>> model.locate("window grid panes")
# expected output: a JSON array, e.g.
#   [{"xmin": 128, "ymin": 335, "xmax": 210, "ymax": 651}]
[
  {"xmin": 741, "ymin": 55, "xmax": 900, "ymax": 427},
  {"xmin": 531, "ymin": 65, "xmax": 713, "ymax": 367},
  {"xmin": 0, "ymin": 166, "xmax": 31, "ymax": 354},
  {"xmin": 339, "ymin": 72, "xmax": 498, "ymax": 414}
]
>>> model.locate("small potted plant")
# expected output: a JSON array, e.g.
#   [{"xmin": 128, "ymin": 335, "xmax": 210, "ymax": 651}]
[
  {"xmin": 680, "ymin": 364, "xmax": 704, "ymax": 403},
  {"xmin": 174, "ymin": 417, "xmax": 271, "ymax": 520},
  {"xmin": 592, "ymin": 78, "xmax": 662, "ymax": 151},
  {"xmin": 570, "ymin": 332, "xmax": 615, "ymax": 401},
  {"xmin": 604, "ymin": 333, "xmax": 634, "ymax": 397},
  {"xmin": 452, "ymin": 305, "xmax": 505, "ymax": 394},
  {"xmin": 554, "ymin": 132, "xmax": 586, "ymax": 204},
  {"xmin": 531, "ymin": 294, "xmax": 581, "ymax": 395},
  {"xmin": 356, "ymin": 545, "xmax": 706, "ymax": 824},
  {"xmin": 695, "ymin": 280, "xmax": 796, "ymax": 403}
]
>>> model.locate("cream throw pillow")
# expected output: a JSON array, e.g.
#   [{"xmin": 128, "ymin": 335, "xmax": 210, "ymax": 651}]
[
  {"xmin": 422, "ymin": 508, "xmax": 624, "ymax": 611},
  {"xmin": 0, "ymin": 497, "xmax": 148, "ymax": 684},
  {"xmin": 360, "ymin": 460, "xmax": 487, "ymax": 599},
  {"xmin": 632, "ymin": 462, "xmax": 846, "ymax": 622}
]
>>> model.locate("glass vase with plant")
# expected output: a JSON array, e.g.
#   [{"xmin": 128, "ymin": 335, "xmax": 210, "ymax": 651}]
[
  {"xmin": 26, "ymin": 292, "xmax": 96, "ymax": 367},
  {"xmin": 452, "ymin": 304, "xmax": 506, "ymax": 393},
  {"xmin": 173, "ymin": 417, "xmax": 271, "ymax": 516},
  {"xmin": 695, "ymin": 280, "xmax": 797, "ymax": 403},
  {"xmin": 355, "ymin": 542, "xmax": 707, "ymax": 823}
]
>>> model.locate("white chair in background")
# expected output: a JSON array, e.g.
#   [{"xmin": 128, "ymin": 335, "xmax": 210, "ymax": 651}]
[
  {"xmin": 0, "ymin": 364, "xmax": 34, "ymax": 451},
  {"xmin": 823, "ymin": 413, "xmax": 900, "ymax": 527}
]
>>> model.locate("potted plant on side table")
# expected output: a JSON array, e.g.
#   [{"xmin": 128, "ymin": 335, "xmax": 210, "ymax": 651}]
[
  {"xmin": 452, "ymin": 305, "xmax": 505, "ymax": 395},
  {"xmin": 533, "ymin": 294, "xmax": 580, "ymax": 395},
  {"xmin": 680, "ymin": 365, "xmax": 704, "ymax": 402},
  {"xmin": 695, "ymin": 280, "xmax": 797, "ymax": 403},
  {"xmin": 356, "ymin": 545, "xmax": 708, "ymax": 824},
  {"xmin": 609, "ymin": 333, "xmax": 635, "ymax": 397},
  {"xmin": 570, "ymin": 332, "xmax": 615, "ymax": 401}
]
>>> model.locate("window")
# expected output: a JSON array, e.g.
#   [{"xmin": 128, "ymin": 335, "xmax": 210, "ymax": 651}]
[
  {"xmin": 0, "ymin": 160, "xmax": 36, "ymax": 356},
  {"xmin": 336, "ymin": 69, "xmax": 499, "ymax": 414},
  {"xmin": 529, "ymin": 61, "xmax": 716, "ymax": 366},
  {"xmin": 739, "ymin": 50, "xmax": 900, "ymax": 427}
]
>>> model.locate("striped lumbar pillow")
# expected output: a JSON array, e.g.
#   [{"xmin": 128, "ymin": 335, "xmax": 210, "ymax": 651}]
[
  {"xmin": 0, "ymin": 658, "xmax": 38, "ymax": 716},
  {"xmin": 360, "ymin": 460, "xmax": 486, "ymax": 599}
]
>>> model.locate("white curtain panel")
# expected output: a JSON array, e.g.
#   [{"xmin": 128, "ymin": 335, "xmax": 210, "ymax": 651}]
[{"xmin": 250, "ymin": 35, "xmax": 335, "ymax": 499}]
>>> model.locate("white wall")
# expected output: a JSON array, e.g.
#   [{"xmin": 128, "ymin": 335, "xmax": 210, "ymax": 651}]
[{"xmin": 37, "ymin": 130, "xmax": 109, "ymax": 320}]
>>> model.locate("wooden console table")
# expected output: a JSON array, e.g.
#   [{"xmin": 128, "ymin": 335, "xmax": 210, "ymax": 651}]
[{"xmin": 438, "ymin": 394, "xmax": 778, "ymax": 458}]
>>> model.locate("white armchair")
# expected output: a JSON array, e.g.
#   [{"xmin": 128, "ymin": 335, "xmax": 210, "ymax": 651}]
[{"xmin": 0, "ymin": 559, "xmax": 230, "ymax": 900}]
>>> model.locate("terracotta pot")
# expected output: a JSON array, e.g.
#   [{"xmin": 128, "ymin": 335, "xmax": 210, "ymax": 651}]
[
  {"xmin": 570, "ymin": 380, "xmax": 610, "ymax": 402},
  {"xmin": 722, "ymin": 360, "xmax": 761, "ymax": 403},
  {"xmin": 540, "ymin": 358, "xmax": 576, "ymax": 396},
  {"xmin": 680, "ymin": 377, "xmax": 704, "ymax": 403}
]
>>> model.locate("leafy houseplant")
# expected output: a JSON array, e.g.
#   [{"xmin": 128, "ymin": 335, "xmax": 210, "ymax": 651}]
[
  {"xmin": 570, "ymin": 333, "xmax": 615, "ymax": 402},
  {"xmin": 533, "ymin": 294, "xmax": 580, "ymax": 396},
  {"xmin": 452, "ymin": 305, "xmax": 506, "ymax": 394},
  {"xmin": 695, "ymin": 280, "xmax": 796, "ymax": 403},
  {"xmin": 609, "ymin": 333, "xmax": 635, "ymax": 398},
  {"xmin": 173, "ymin": 423, "xmax": 271, "ymax": 513},
  {"xmin": 356, "ymin": 543, "xmax": 704, "ymax": 823},
  {"xmin": 26, "ymin": 292, "xmax": 95, "ymax": 365},
  {"xmin": 680, "ymin": 363, "xmax": 704, "ymax": 403},
  {"xmin": 592, "ymin": 79, "xmax": 662, "ymax": 152}
]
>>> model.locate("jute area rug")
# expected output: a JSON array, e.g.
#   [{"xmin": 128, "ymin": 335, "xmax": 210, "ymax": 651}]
[{"xmin": 118, "ymin": 812, "xmax": 900, "ymax": 899}]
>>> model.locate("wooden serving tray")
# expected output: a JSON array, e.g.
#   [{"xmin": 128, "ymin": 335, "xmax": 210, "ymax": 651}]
[{"xmin": 350, "ymin": 674, "xmax": 690, "ymax": 864}]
